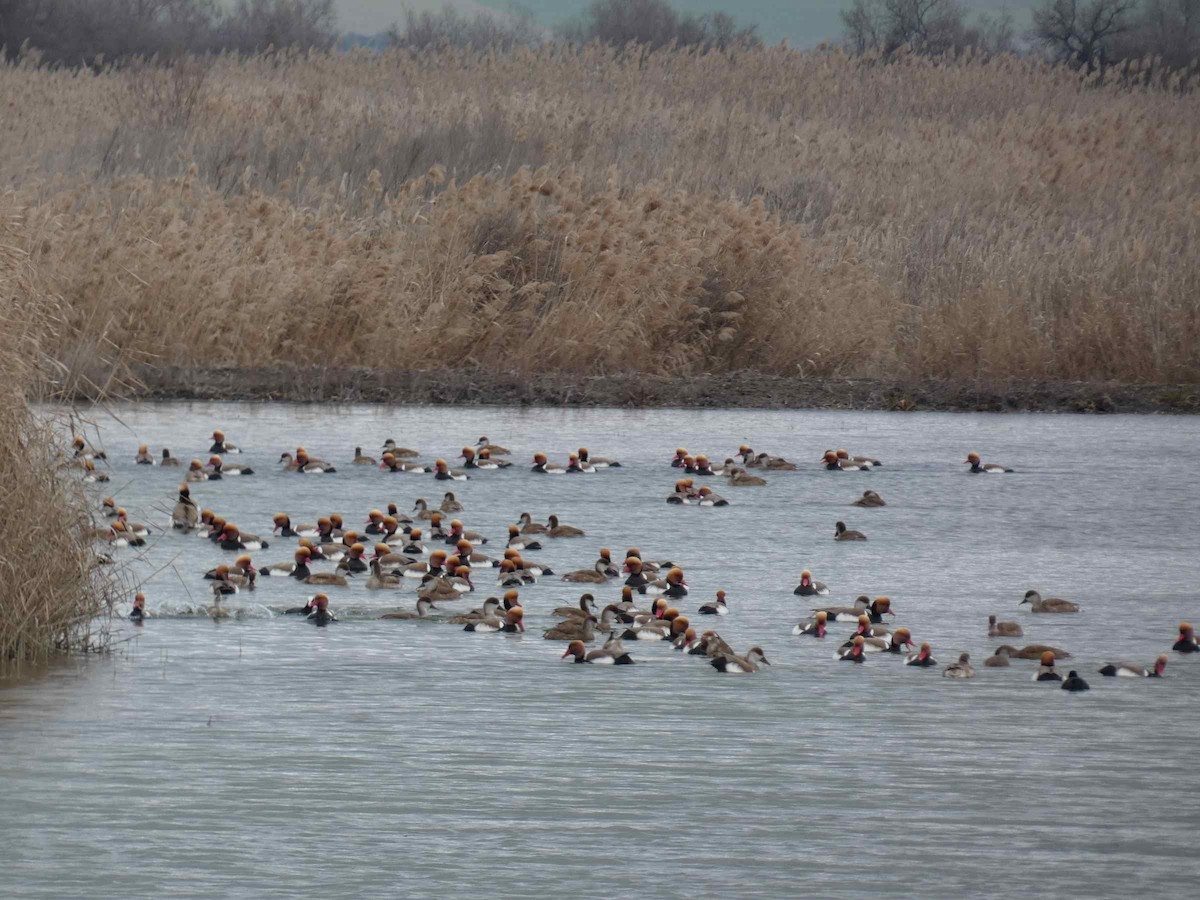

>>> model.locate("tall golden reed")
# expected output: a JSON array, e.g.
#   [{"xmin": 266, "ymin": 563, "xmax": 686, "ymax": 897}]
[{"xmin": 1, "ymin": 45, "xmax": 1198, "ymax": 382}]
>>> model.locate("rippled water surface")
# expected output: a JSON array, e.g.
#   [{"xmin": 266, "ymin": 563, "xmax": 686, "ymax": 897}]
[{"xmin": 3, "ymin": 403, "xmax": 1200, "ymax": 898}]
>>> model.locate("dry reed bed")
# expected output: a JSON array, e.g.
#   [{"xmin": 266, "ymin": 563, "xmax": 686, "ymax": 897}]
[{"xmin": 2, "ymin": 46, "xmax": 1198, "ymax": 382}]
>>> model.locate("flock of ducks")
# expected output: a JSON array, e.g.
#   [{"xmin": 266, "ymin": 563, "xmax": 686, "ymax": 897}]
[{"xmin": 73, "ymin": 429, "xmax": 1195, "ymax": 686}]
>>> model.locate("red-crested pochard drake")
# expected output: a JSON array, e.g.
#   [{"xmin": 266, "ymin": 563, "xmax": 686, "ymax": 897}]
[
  {"xmin": 1099, "ymin": 655, "xmax": 1168, "ymax": 678},
  {"xmin": 446, "ymin": 520, "xmax": 487, "ymax": 546},
  {"xmin": 531, "ymin": 453, "xmax": 565, "ymax": 475},
  {"xmin": 810, "ymin": 596, "xmax": 870, "ymax": 622},
  {"xmin": 545, "ymin": 515, "xmax": 584, "ymax": 538},
  {"xmin": 381, "ymin": 598, "xmax": 437, "ymax": 619},
  {"xmin": 208, "ymin": 555, "xmax": 257, "ymax": 588},
  {"xmin": 129, "ymin": 593, "xmax": 149, "ymax": 620},
  {"xmin": 836, "ymin": 449, "xmax": 881, "ymax": 468},
  {"xmin": 793, "ymin": 570, "xmax": 829, "ymax": 596},
  {"xmin": 172, "ymin": 484, "xmax": 198, "ymax": 531},
  {"xmin": 834, "ymin": 521, "xmax": 867, "ymax": 541},
  {"xmin": 836, "ymin": 635, "xmax": 866, "ymax": 662},
  {"xmin": 667, "ymin": 479, "xmax": 696, "ymax": 504},
  {"xmin": 645, "ymin": 567, "xmax": 688, "ymax": 598},
  {"xmin": 565, "ymin": 453, "xmax": 594, "ymax": 474},
  {"xmin": 671, "ymin": 448, "xmax": 688, "ymax": 468},
  {"xmin": 943, "ymin": 653, "xmax": 976, "ymax": 678},
  {"xmin": 282, "ymin": 448, "xmax": 335, "ymax": 474},
  {"xmin": 792, "ymin": 610, "xmax": 828, "ymax": 637},
  {"xmin": 622, "ymin": 615, "xmax": 689, "ymax": 643},
  {"xmin": 562, "ymin": 639, "xmax": 634, "ymax": 664},
  {"xmin": 382, "ymin": 439, "xmax": 419, "ymax": 458},
  {"xmin": 352, "ymin": 447, "xmax": 376, "ymax": 465},
  {"xmin": 578, "ymin": 448, "xmax": 620, "ymax": 468},
  {"xmin": 505, "ymin": 525, "xmax": 542, "ymax": 551},
  {"xmin": 218, "ymin": 524, "xmax": 267, "ymax": 551},
  {"xmin": 1020, "ymin": 590, "xmax": 1079, "ymax": 613},
  {"xmin": 81, "ymin": 460, "xmax": 109, "ymax": 483},
  {"xmin": 207, "ymin": 454, "xmax": 253, "ymax": 477},
  {"xmin": 434, "ymin": 459, "xmax": 468, "ymax": 481},
  {"xmin": 208, "ymin": 430, "xmax": 239, "ymax": 454},
  {"xmin": 107, "ymin": 521, "xmax": 145, "ymax": 547},
  {"xmin": 966, "ymin": 452, "xmax": 1012, "ymax": 473},
  {"xmin": 1034, "ymin": 651, "xmax": 1062, "ymax": 682},
  {"xmin": 464, "ymin": 607, "xmax": 524, "ymax": 633},
  {"xmin": 692, "ymin": 454, "xmax": 715, "ymax": 476},
  {"xmin": 261, "ymin": 548, "xmax": 311, "ymax": 577},
  {"xmin": 1173, "ymin": 622, "xmax": 1198, "ymax": 653},
  {"xmin": 821, "ymin": 450, "xmax": 866, "ymax": 471},
  {"xmin": 687, "ymin": 630, "xmax": 734, "ymax": 658},
  {"xmin": 698, "ymin": 591, "xmax": 728, "ymax": 616},
  {"xmin": 134, "ymin": 444, "xmax": 154, "ymax": 465},
  {"xmin": 988, "ymin": 615, "xmax": 1023, "ymax": 637},
  {"xmin": 307, "ymin": 594, "xmax": 337, "ymax": 626},
  {"xmin": 402, "ymin": 549, "xmax": 447, "ymax": 579},
  {"xmin": 113, "ymin": 509, "xmax": 150, "ymax": 537},
  {"xmin": 334, "ymin": 541, "xmax": 369, "ymax": 574},
  {"xmin": 853, "ymin": 490, "xmax": 886, "ymax": 507},
  {"xmin": 476, "ymin": 449, "xmax": 511, "ymax": 469},
  {"xmin": 712, "ymin": 647, "xmax": 770, "ymax": 673},
  {"xmin": 671, "ymin": 626, "xmax": 698, "ymax": 650},
  {"xmin": 101, "ymin": 497, "xmax": 118, "ymax": 518},
  {"xmin": 371, "ymin": 542, "xmax": 414, "ymax": 568},
  {"xmin": 71, "ymin": 435, "xmax": 106, "ymax": 460},
  {"xmin": 160, "ymin": 449, "xmax": 181, "ymax": 467},
  {"xmin": 905, "ymin": 643, "xmax": 937, "ymax": 667},
  {"xmin": 695, "ymin": 486, "xmax": 729, "ymax": 506}
]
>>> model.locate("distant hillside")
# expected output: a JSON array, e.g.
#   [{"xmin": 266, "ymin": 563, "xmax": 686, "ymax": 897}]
[{"xmin": 335, "ymin": 1, "xmax": 1037, "ymax": 47}]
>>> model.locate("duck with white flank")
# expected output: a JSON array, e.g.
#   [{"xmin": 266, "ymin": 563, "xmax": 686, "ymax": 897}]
[
  {"xmin": 943, "ymin": 653, "xmax": 976, "ymax": 679},
  {"xmin": 792, "ymin": 610, "xmax": 828, "ymax": 637},
  {"xmin": 836, "ymin": 635, "xmax": 866, "ymax": 662},
  {"xmin": 697, "ymin": 591, "xmax": 728, "ymax": 616},
  {"xmin": 695, "ymin": 487, "xmax": 729, "ymax": 506},
  {"xmin": 207, "ymin": 455, "xmax": 254, "ymax": 477},
  {"xmin": 670, "ymin": 448, "xmax": 689, "ymax": 468},
  {"xmin": 134, "ymin": 444, "xmax": 154, "ymax": 465},
  {"xmin": 562, "ymin": 639, "xmax": 634, "ymax": 664},
  {"xmin": 208, "ymin": 430, "xmax": 239, "ymax": 454},
  {"xmin": 565, "ymin": 453, "xmax": 594, "ymax": 474},
  {"xmin": 578, "ymin": 448, "xmax": 620, "ymax": 468},
  {"xmin": 711, "ymin": 647, "xmax": 770, "ymax": 674},
  {"xmin": 966, "ymin": 452, "xmax": 1012, "ymax": 473},
  {"xmin": 1099, "ymin": 655, "xmax": 1168, "ymax": 678},
  {"xmin": 1020, "ymin": 590, "xmax": 1080, "ymax": 613},
  {"xmin": 531, "ymin": 453, "xmax": 564, "ymax": 474},
  {"xmin": 307, "ymin": 594, "xmax": 336, "ymax": 626},
  {"xmin": 811, "ymin": 596, "xmax": 872, "ymax": 623},
  {"xmin": 821, "ymin": 450, "xmax": 867, "ymax": 471},
  {"xmin": 1034, "ymin": 651, "xmax": 1063, "ymax": 682},
  {"xmin": 793, "ymin": 570, "xmax": 829, "ymax": 596},
  {"xmin": 906, "ymin": 643, "xmax": 937, "ymax": 667},
  {"xmin": 476, "ymin": 449, "xmax": 510, "ymax": 469}
]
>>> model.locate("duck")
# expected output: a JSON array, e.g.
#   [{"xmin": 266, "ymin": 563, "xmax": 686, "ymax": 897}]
[
  {"xmin": 697, "ymin": 591, "xmax": 728, "ymax": 616},
  {"xmin": 644, "ymin": 567, "xmax": 688, "ymax": 598},
  {"xmin": 283, "ymin": 448, "xmax": 335, "ymax": 474},
  {"xmin": 352, "ymin": 447, "xmax": 376, "ymax": 465},
  {"xmin": 363, "ymin": 557, "xmax": 402, "ymax": 589},
  {"xmin": 793, "ymin": 570, "xmax": 829, "ymax": 596},
  {"xmin": 260, "ymin": 548, "xmax": 312, "ymax": 577},
  {"xmin": 812, "ymin": 596, "xmax": 873, "ymax": 623},
  {"xmin": 690, "ymin": 631, "xmax": 736, "ymax": 658},
  {"xmin": 450, "ymin": 539, "xmax": 497, "ymax": 569},
  {"xmin": 208, "ymin": 430, "xmax": 239, "ymax": 454},
  {"xmin": 905, "ymin": 643, "xmax": 937, "ymax": 667},
  {"xmin": 562, "ymin": 551, "xmax": 616, "ymax": 583},
  {"xmin": 440, "ymin": 492, "xmax": 465, "ymax": 513},
  {"xmin": 304, "ymin": 563, "xmax": 350, "ymax": 587},
  {"xmin": 171, "ymin": 484, "xmax": 198, "ymax": 531},
  {"xmin": 695, "ymin": 486, "xmax": 729, "ymax": 506},
  {"xmin": 1034, "ymin": 650, "xmax": 1063, "ymax": 682},
  {"xmin": 984, "ymin": 647, "xmax": 1011, "ymax": 667},
  {"xmin": 207, "ymin": 455, "xmax": 254, "ymax": 477},
  {"xmin": 993, "ymin": 644, "xmax": 1072, "ymax": 660},
  {"xmin": 159, "ymin": 448, "xmax": 181, "ymax": 467},
  {"xmin": 114, "ymin": 509, "xmax": 150, "ymax": 537},
  {"xmin": 184, "ymin": 459, "xmax": 209, "ymax": 482},
  {"xmin": 755, "ymin": 452, "xmax": 797, "ymax": 471},
  {"xmin": 943, "ymin": 653, "xmax": 976, "ymax": 678},
  {"xmin": 711, "ymin": 647, "xmax": 770, "ymax": 674},
  {"xmin": 836, "ymin": 635, "xmax": 866, "ymax": 662},
  {"xmin": 836, "ymin": 449, "xmax": 882, "ymax": 468},
  {"xmin": 380, "ymin": 598, "xmax": 437, "ymax": 620},
  {"xmin": 381, "ymin": 439, "xmax": 420, "ymax": 458},
  {"xmin": 82, "ymin": 460, "xmax": 110, "ymax": 483},
  {"xmin": 499, "ymin": 525, "xmax": 538, "ymax": 552},
  {"xmin": 577, "ymin": 448, "xmax": 620, "ymax": 468},
  {"xmin": 307, "ymin": 594, "xmax": 336, "ymax": 626},
  {"xmin": 335, "ymin": 542, "xmax": 370, "ymax": 574},
  {"xmin": 271, "ymin": 513, "xmax": 303, "ymax": 538},
  {"xmin": 129, "ymin": 593, "xmax": 149, "ymax": 621},
  {"xmin": 448, "ymin": 597, "xmax": 501, "ymax": 624},
  {"xmin": 691, "ymin": 454, "xmax": 717, "ymax": 476},
  {"xmin": 1062, "ymin": 671, "xmax": 1091, "ymax": 692},
  {"xmin": 516, "ymin": 512, "xmax": 547, "ymax": 535},
  {"xmin": 853, "ymin": 490, "xmax": 886, "ymax": 507},
  {"xmin": 792, "ymin": 610, "xmax": 828, "ymax": 637},
  {"xmin": 410, "ymin": 499, "xmax": 438, "ymax": 522},
  {"xmin": 621, "ymin": 598, "xmax": 669, "ymax": 626},
  {"xmin": 821, "ymin": 450, "xmax": 867, "ymax": 471},
  {"xmin": 446, "ymin": 520, "xmax": 487, "ymax": 546},
  {"xmin": 531, "ymin": 452, "xmax": 565, "ymax": 475},
  {"xmin": 476, "ymin": 436, "xmax": 510, "ymax": 455},
  {"xmin": 988, "ymin": 615, "xmax": 1023, "ymax": 637},
  {"xmin": 1020, "ymin": 590, "xmax": 1079, "ymax": 613},
  {"xmin": 71, "ymin": 435, "xmax": 106, "ymax": 460},
  {"xmin": 834, "ymin": 521, "xmax": 867, "ymax": 541},
  {"xmin": 562, "ymin": 639, "xmax": 634, "ymax": 664},
  {"xmin": 671, "ymin": 448, "xmax": 689, "ymax": 468},
  {"xmin": 565, "ymin": 453, "xmax": 595, "ymax": 474},
  {"xmin": 476, "ymin": 449, "xmax": 511, "ymax": 469},
  {"xmin": 543, "ymin": 615, "xmax": 598, "ymax": 642},
  {"xmin": 554, "ymin": 594, "xmax": 599, "ymax": 619},
  {"xmin": 724, "ymin": 467, "xmax": 767, "ymax": 487},
  {"xmin": 879, "ymin": 627, "xmax": 915, "ymax": 654},
  {"xmin": 208, "ymin": 556, "xmax": 257, "ymax": 588},
  {"xmin": 101, "ymin": 497, "xmax": 118, "ymax": 518},
  {"xmin": 464, "ymin": 607, "xmax": 525, "ymax": 634},
  {"xmin": 1099, "ymin": 655, "xmax": 1168, "ymax": 678},
  {"xmin": 667, "ymin": 479, "xmax": 696, "ymax": 504},
  {"xmin": 966, "ymin": 452, "xmax": 1012, "ymax": 473},
  {"xmin": 107, "ymin": 521, "xmax": 145, "ymax": 547},
  {"xmin": 1173, "ymin": 622, "xmax": 1198, "ymax": 653},
  {"xmin": 433, "ymin": 459, "xmax": 468, "ymax": 481},
  {"xmin": 545, "ymin": 515, "xmax": 584, "ymax": 538},
  {"xmin": 217, "ymin": 524, "xmax": 267, "ymax": 552},
  {"xmin": 623, "ymin": 615, "xmax": 690, "ymax": 643},
  {"xmin": 370, "ymin": 543, "xmax": 414, "ymax": 568},
  {"xmin": 134, "ymin": 444, "xmax": 155, "ymax": 465}
]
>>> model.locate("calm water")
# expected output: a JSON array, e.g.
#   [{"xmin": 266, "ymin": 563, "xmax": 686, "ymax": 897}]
[{"xmin": 3, "ymin": 403, "xmax": 1199, "ymax": 898}]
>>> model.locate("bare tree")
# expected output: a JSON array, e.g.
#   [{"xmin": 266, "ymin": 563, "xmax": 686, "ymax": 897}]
[
  {"xmin": 560, "ymin": 0, "xmax": 758, "ymax": 51},
  {"xmin": 1127, "ymin": 0, "xmax": 1200, "ymax": 67},
  {"xmin": 1031, "ymin": 0, "xmax": 1139, "ymax": 70},
  {"xmin": 842, "ymin": 0, "xmax": 1001, "ymax": 56}
]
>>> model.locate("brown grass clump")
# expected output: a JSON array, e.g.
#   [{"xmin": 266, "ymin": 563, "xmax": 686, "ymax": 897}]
[
  {"xmin": 0, "ymin": 213, "xmax": 112, "ymax": 675},
  {"xmin": 1, "ymin": 46, "xmax": 1199, "ymax": 383}
]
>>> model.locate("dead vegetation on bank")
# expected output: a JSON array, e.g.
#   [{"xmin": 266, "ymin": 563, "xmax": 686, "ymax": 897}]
[{"xmin": 2, "ymin": 46, "xmax": 1199, "ymax": 385}]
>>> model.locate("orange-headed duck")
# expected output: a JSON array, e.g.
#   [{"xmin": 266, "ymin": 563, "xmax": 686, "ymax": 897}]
[
  {"xmin": 1034, "ymin": 650, "xmax": 1062, "ymax": 682},
  {"xmin": 208, "ymin": 430, "xmax": 239, "ymax": 454},
  {"xmin": 207, "ymin": 454, "xmax": 253, "ymax": 477},
  {"xmin": 698, "ymin": 591, "xmax": 728, "ymax": 616},
  {"xmin": 562, "ymin": 639, "xmax": 633, "ymax": 664},
  {"xmin": 129, "ymin": 592, "xmax": 149, "ymax": 621},
  {"xmin": 793, "ymin": 570, "xmax": 829, "ymax": 596},
  {"xmin": 446, "ymin": 519, "xmax": 487, "ymax": 546},
  {"xmin": 1099, "ymin": 655, "xmax": 1168, "ymax": 678},
  {"xmin": 906, "ymin": 642, "xmax": 937, "ymax": 667},
  {"xmin": 307, "ymin": 593, "xmax": 336, "ymax": 626},
  {"xmin": 218, "ymin": 524, "xmax": 266, "ymax": 551},
  {"xmin": 565, "ymin": 453, "xmax": 594, "ymax": 474},
  {"xmin": 836, "ymin": 449, "xmax": 881, "ymax": 468},
  {"xmin": 792, "ymin": 610, "xmax": 828, "ymax": 637},
  {"xmin": 1173, "ymin": 622, "xmax": 1198, "ymax": 653},
  {"xmin": 836, "ymin": 635, "xmax": 866, "ymax": 662},
  {"xmin": 671, "ymin": 448, "xmax": 689, "ymax": 468},
  {"xmin": 434, "ymin": 459, "xmax": 468, "ymax": 481},
  {"xmin": 821, "ymin": 450, "xmax": 865, "ymax": 471},
  {"xmin": 476, "ymin": 449, "xmax": 511, "ymax": 469},
  {"xmin": 134, "ymin": 444, "xmax": 154, "ymax": 465},
  {"xmin": 531, "ymin": 452, "xmax": 564, "ymax": 475},
  {"xmin": 966, "ymin": 452, "xmax": 1012, "ymax": 474},
  {"xmin": 106, "ymin": 520, "xmax": 144, "ymax": 547},
  {"xmin": 645, "ymin": 567, "xmax": 688, "ymax": 598},
  {"xmin": 335, "ymin": 542, "xmax": 369, "ymax": 574},
  {"xmin": 695, "ymin": 486, "xmax": 729, "ymax": 506}
]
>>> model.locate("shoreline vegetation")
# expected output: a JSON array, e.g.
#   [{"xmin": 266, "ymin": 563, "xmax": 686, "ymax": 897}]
[{"xmin": 4, "ymin": 46, "xmax": 1199, "ymax": 395}]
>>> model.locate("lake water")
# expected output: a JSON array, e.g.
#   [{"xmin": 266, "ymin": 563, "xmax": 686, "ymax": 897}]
[{"xmin": 3, "ymin": 403, "xmax": 1199, "ymax": 898}]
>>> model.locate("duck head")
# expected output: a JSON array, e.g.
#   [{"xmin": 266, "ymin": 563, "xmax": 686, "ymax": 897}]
[{"xmin": 562, "ymin": 640, "xmax": 587, "ymax": 661}]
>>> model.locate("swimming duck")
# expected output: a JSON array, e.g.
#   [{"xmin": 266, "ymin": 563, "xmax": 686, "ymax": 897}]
[
  {"xmin": 209, "ymin": 555, "xmax": 257, "ymax": 588},
  {"xmin": 578, "ymin": 448, "xmax": 620, "ymax": 468},
  {"xmin": 429, "ymin": 566, "xmax": 474, "ymax": 597},
  {"xmin": 208, "ymin": 430, "xmax": 239, "ymax": 455},
  {"xmin": 502, "ymin": 525, "xmax": 540, "ymax": 552},
  {"xmin": 434, "ymin": 459, "xmax": 468, "ymax": 481},
  {"xmin": 988, "ymin": 615, "xmax": 1023, "ymax": 637},
  {"xmin": 667, "ymin": 479, "xmax": 696, "ymax": 504},
  {"xmin": 352, "ymin": 447, "xmax": 376, "ymax": 465},
  {"xmin": 993, "ymin": 644, "xmax": 1072, "ymax": 660},
  {"xmin": 724, "ymin": 467, "xmax": 769, "ymax": 487},
  {"xmin": 413, "ymin": 499, "xmax": 442, "ymax": 522},
  {"xmin": 101, "ymin": 498, "xmax": 118, "ymax": 519},
  {"xmin": 695, "ymin": 486, "xmax": 729, "ymax": 506},
  {"xmin": 440, "ymin": 492, "xmax": 465, "ymax": 513},
  {"xmin": 562, "ymin": 639, "xmax": 634, "ymax": 664},
  {"xmin": 688, "ymin": 630, "xmax": 735, "ymax": 658},
  {"xmin": 623, "ymin": 615, "xmax": 690, "ymax": 643},
  {"xmin": 835, "ymin": 449, "xmax": 881, "ymax": 468},
  {"xmin": 811, "ymin": 596, "xmax": 873, "ymax": 623},
  {"xmin": 755, "ymin": 452, "xmax": 797, "ymax": 471},
  {"xmin": 561, "ymin": 551, "xmax": 615, "ymax": 583},
  {"xmin": 544, "ymin": 615, "xmax": 598, "ymax": 642},
  {"xmin": 207, "ymin": 455, "xmax": 254, "ymax": 477},
  {"xmin": 380, "ymin": 598, "xmax": 437, "ymax": 620},
  {"xmin": 821, "ymin": 450, "xmax": 866, "ymax": 471},
  {"xmin": 1062, "ymin": 671, "xmax": 1091, "ymax": 691},
  {"xmin": 834, "ymin": 521, "xmax": 867, "ymax": 541},
  {"xmin": 381, "ymin": 439, "xmax": 419, "ymax": 458},
  {"xmin": 853, "ymin": 490, "xmax": 886, "ymax": 507},
  {"xmin": 692, "ymin": 454, "xmax": 716, "ymax": 476},
  {"xmin": 476, "ymin": 436, "xmax": 510, "ymax": 455},
  {"xmin": 268, "ymin": 514, "xmax": 299, "ymax": 539},
  {"xmin": 1034, "ymin": 651, "xmax": 1063, "ymax": 682},
  {"xmin": 836, "ymin": 635, "xmax": 866, "ymax": 662},
  {"xmin": 943, "ymin": 653, "xmax": 976, "ymax": 678},
  {"xmin": 184, "ymin": 459, "xmax": 208, "ymax": 482},
  {"xmin": 1099, "ymin": 655, "xmax": 1168, "ymax": 678},
  {"xmin": 475, "ymin": 449, "xmax": 511, "ymax": 469},
  {"xmin": 645, "ymin": 567, "xmax": 688, "ymax": 598},
  {"xmin": 565, "ymin": 453, "xmax": 594, "ymax": 474},
  {"xmin": 71, "ymin": 435, "xmax": 106, "ymax": 460},
  {"xmin": 711, "ymin": 646, "xmax": 770, "ymax": 674},
  {"xmin": 134, "ymin": 444, "xmax": 154, "ymax": 465},
  {"xmin": 113, "ymin": 509, "xmax": 150, "ymax": 537},
  {"xmin": 1173, "ymin": 622, "xmax": 1198, "ymax": 653},
  {"xmin": 880, "ymin": 627, "xmax": 915, "ymax": 653},
  {"xmin": 370, "ymin": 543, "xmax": 414, "ymax": 568},
  {"xmin": 698, "ymin": 591, "xmax": 728, "ymax": 616},
  {"xmin": 905, "ymin": 642, "xmax": 937, "ymax": 667},
  {"xmin": 447, "ymin": 520, "xmax": 487, "ymax": 546},
  {"xmin": 209, "ymin": 568, "xmax": 240, "ymax": 596},
  {"xmin": 307, "ymin": 594, "xmax": 336, "ymax": 626},
  {"xmin": 282, "ymin": 449, "xmax": 335, "ymax": 474},
  {"xmin": 82, "ymin": 460, "xmax": 110, "ymax": 483},
  {"xmin": 516, "ymin": 512, "xmax": 547, "ymax": 535},
  {"xmin": 261, "ymin": 548, "xmax": 312, "ymax": 578},
  {"xmin": 531, "ymin": 453, "xmax": 564, "ymax": 475},
  {"xmin": 671, "ymin": 448, "xmax": 688, "ymax": 468},
  {"xmin": 129, "ymin": 593, "xmax": 149, "ymax": 620},
  {"xmin": 402, "ymin": 550, "xmax": 447, "ymax": 579},
  {"xmin": 107, "ymin": 521, "xmax": 145, "ymax": 547},
  {"xmin": 1020, "ymin": 590, "xmax": 1079, "ymax": 613},
  {"xmin": 335, "ymin": 542, "xmax": 369, "ymax": 574},
  {"xmin": 792, "ymin": 610, "xmax": 828, "ymax": 637},
  {"xmin": 984, "ymin": 647, "xmax": 1011, "ymax": 667},
  {"xmin": 171, "ymin": 485, "xmax": 198, "ymax": 531},
  {"xmin": 545, "ymin": 515, "xmax": 584, "ymax": 538},
  {"xmin": 966, "ymin": 452, "xmax": 1012, "ymax": 474},
  {"xmin": 793, "ymin": 570, "xmax": 829, "ymax": 596},
  {"xmin": 218, "ymin": 524, "xmax": 267, "ymax": 552},
  {"xmin": 554, "ymin": 594, "xmax": 599, "ymax": 619},
  {"xmin": 364, "ymin": 557, "xmax": 402, "ymax": 589},
  {"xmin": 620, "ymin": 598, "xmax": 668, "ymax": 625},
  {"xmin": 465, "ymin": 607, "xmax": 525, "ymax": 634},
  {"xmin": 448, "ymin": 597, "xmax": 501, "ymax": 624}
]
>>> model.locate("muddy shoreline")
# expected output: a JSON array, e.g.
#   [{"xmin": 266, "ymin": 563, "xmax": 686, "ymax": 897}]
[{"xmin": 69, "ymin": 366, "xmax": 1197, "ymax": 414}]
